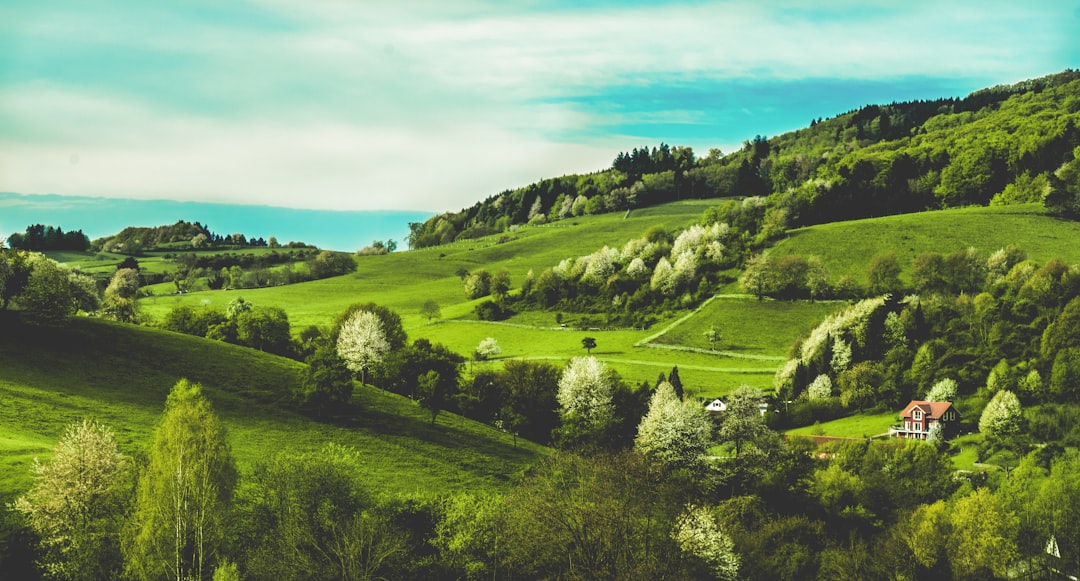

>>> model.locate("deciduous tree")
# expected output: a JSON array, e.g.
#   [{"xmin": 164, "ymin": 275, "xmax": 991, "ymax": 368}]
[
  {"xmin": 13, "ymin": 419, "xmax": 130, "ymax": 580},
  {"xmin": 127, "ymin": 379, "xmax": 237, "ymax": 581},
  {"xmin": 336, "ymin": 310, "xmax": 389, "ymax": 385},
  {"xmin": 979, "ymin": 389, "xmax": 1023, "ymax": 439},
  {"xmin": 635, "ymin": 382, "xmax": 712, "ymax": 472}
]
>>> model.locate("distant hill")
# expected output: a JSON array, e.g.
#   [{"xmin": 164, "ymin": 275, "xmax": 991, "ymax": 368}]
[{"xmin": 408, "ymin": 69, "xmax": 1080, "ymax": 248}]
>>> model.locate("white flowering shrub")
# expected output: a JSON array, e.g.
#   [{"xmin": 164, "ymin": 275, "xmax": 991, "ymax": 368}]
[
  {"xmin": 807, "ymin": 374, "xmax": 833, "ymax": 399},
  {"xmin": 671, "ymin": 504, "xmax": 740, "ymax": 581}
]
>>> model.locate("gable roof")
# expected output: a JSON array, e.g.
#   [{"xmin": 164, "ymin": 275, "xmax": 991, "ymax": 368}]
[{"xmin": 901, "ymin": 400, "xmax": 957, "ymax": 419}]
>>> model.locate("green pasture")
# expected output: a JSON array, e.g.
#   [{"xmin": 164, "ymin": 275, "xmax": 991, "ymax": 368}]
[
  {"xmin": 649, "ymin": 295, "xmax": 842, "ymax": 357},
  {"xmin": 785, "ymin": 410, "xmax": 898, "ymax": 439},
  {"xmin": 422, "ymin": 320, "xmax": 775, "ymax": 399},
  {"xmin": 771, "ymin": 203, "xmax": 1080, "ymax": 286},
  {"xmin": 0, "ymin": 313, "xmax": 543, "ymax": 500},
  {"xmin": 136, "ymin": 200, "xmax": 715, "ymax": 329}
]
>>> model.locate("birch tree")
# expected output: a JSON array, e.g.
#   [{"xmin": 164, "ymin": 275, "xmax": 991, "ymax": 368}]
[{"xmin": 126, "ymin": 379, "xmax": 237, "ymax": 581}]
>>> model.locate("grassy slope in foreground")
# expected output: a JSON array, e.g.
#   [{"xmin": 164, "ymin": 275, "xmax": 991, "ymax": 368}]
[
  {"xmin": 770, "ymin": 203, "xmax": 1080, "ymax": 286},
  {"xmin": 0, "ymin": 313, "xmax": 542, "ymax": 497}
]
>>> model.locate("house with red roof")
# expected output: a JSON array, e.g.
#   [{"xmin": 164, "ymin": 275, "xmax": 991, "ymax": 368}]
[{"xmin": 888, "ymin": 400, "xmax": 960, "ymax": 440}]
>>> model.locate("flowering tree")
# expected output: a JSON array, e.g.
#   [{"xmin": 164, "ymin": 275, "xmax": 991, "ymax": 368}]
[
  {"xmin": 635, "ymin": 382, "xmax": 712, "ymax": 471},
  {"xmin": 13, "ymin": 419, "xmax": 129, "ymax": 580},
  {"xmin": 671, "ymin": 504, "xmax": 740, "ymax": 580},
  {"xmin": 474, "ymin": 337, "xmax": 501, "ymax": 361},
  {"xmin": 336, "ymin": 310, "xmax": 389, "ymax": 385}
]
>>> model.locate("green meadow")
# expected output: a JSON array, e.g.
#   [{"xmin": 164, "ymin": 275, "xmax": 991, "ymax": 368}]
[
  {"xmin": 0, "ymin": 313, "xmax": 543, "ymax": 499},
  {"xmin": 771, "ymin": 203, "xmax": 1080, "ymax": 285},
  {"xmin": 784, "ymin": 410, "xmax": 898, "ymax": 439}
]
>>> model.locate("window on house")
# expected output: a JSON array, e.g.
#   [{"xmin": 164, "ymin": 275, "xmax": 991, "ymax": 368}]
[{"xmin": 913, "ymin": 410, "xmax": 922, "ymax": 420}]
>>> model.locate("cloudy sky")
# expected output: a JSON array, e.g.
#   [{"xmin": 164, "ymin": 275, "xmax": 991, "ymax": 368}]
[{"xmin": 1, "ymin": 1, "xmax": 1077, "ymax": 213}]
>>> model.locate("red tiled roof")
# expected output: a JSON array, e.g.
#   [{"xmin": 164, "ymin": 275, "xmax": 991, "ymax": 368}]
[{"xmin": 901, "ymin": 400, "xmax": 957, "ymax": 420}]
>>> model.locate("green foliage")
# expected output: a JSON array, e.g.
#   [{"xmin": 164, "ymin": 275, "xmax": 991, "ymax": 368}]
[
  {"xmin": 297, "ymin": 345, "xmax": 353, "ymax": 414},
  {"xmin": 238, "ymin": 444, "xmax": 407, "ymax": 580},
  {"xmin": 126, "ymin": 379, "xmax": 237, "ymax": 581},
  {"xmin": 19, "ymin": 254, "xmax": 75, "ymax": 326},
  {"xmin": 12, "ymin": 419, "xmax": 130, "ymax": 580},
  {"xmin": 946, "ymin": 488, "xmax": 1018, "ymax": 580}
]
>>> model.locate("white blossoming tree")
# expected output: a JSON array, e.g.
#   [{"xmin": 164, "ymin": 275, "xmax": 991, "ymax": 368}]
[
  {"xmin": 336, "ymin": 310, "xmax": 390, "ymax": 385},
  {"xmin": 925, "ymin": 378, "xmax": 958, "ymax": 402},
  {"xmin": 13, "ymin": 419, "xmax": 129, "ymax": 580},
  {"xmin": 556, "ymin": 356, "xmax": 615, "ymax": 446},
  {"xmin": 671, "ymin": 504, "xmax": 740, "ymax": 581},
  {"xmin": 635, "ymin": 382, "xmax": 713, "ymax": 471},
  {"xmin": 979, "ymin": 389, "xmax": 1023, "ymax": 439},
  {"xmin": 474, "ymin": 337, "xmax": 502, "ymax": 361},
  {"xmin": 806, "ymin": 374, "xmax": 833, "ymax": 399}
]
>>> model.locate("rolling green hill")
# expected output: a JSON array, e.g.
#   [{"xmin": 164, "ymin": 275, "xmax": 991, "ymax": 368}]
[
  {"xmin": 126, "ymin": 201, "xmax": 1080, "ymax": 403},
  {"xmin": 0, "ymin": 312, "xmax": 543, "ymax": 499},
  {"xmin": 769, "ymin": 203, "xmax": 1080, "ymax": 286}
]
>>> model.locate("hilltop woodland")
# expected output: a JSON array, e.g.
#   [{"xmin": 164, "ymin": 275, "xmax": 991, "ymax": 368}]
[{"xmin": 2, "ymin": 70, "xmax": 1080, "ymax": 579}]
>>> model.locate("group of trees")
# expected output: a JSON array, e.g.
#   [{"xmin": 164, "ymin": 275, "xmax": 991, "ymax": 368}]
[
  {"xmin": 161, "ymin": 297, "xmax": 293, "ymax": 358},
  {"xmin": 408, "ymin": 71, "xmax": 1080, "ymax": 251},
  {"xmin": 16, "ymin": 371, "xmax": 1080, "ymax": 579},
  {"xmin": 0, "ymin": 249, "xmax": 106, "ymax": 325},
  {"xmin": 90, "ymin": 221, "xmax": 299, "ymax": 256},
  {"xmin": 6, "ymin": 224, "xmax": 90, "ymax": 252},
  {"xmin": 770, "ymin": 246, "xmax": 1080, "ymax": 463}
]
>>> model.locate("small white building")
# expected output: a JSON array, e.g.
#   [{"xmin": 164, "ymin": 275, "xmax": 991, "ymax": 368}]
[{"xmin": 705, "ymin": 398, "xmax": 726, "ymax": 412}]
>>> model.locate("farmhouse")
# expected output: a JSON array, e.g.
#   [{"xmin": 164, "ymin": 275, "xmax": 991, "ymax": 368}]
[{"xmin": 889, "ymin": 400, "xmax": 960, "ymax": 440}]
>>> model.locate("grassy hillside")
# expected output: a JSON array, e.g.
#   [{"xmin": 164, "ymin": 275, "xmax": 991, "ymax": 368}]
[
  {"xmin": 770, "ymin": 203, "xmax": 1080, "ymax": 287},
  {"xmin": 127, "ymin": 201, "xmax": 1080, "ymax": 403},
  {"xmin": 0, "ymin": 312, "xmax": 543, "ymax": 498},
  {"xmin": 138, "ymin": 200, "xmax": 718, "ymax": 330}
]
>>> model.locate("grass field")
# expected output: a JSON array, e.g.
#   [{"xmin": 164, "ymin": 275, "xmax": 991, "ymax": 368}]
[
  {"xmin": 771, "ymin": 203, "xmax": 1080, "ymax": 286},
  {"xmin": 785, "ymin": 410, "xmax": 898, "ymax": 439},
  {"xmin": 0, "ymin": 313, "xmax": 543, "ymax": 499}
]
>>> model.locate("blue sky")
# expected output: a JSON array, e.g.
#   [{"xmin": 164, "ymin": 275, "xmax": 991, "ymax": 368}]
[{"xmin": 1, "ymin": 0, "xmax": 1077, "ymax": 213}]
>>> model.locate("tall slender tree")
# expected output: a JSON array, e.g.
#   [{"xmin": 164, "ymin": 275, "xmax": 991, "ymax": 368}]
[{"xmin": 126, "ymin": 379, "xmax": 237, "ymax": 581}]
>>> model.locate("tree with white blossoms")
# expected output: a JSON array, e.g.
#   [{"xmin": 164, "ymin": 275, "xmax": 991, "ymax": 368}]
[
  {"xmin": 474, "ymin": 337, "xmax": 501, "ymax": 361},
  {"xmin": 807, "ymin": 374, "xmax": 833, "ymax": 399},
  {"xmin": 830, "ymin": 337, "xmax": 852, "ymax": 373},
  {"xmin": 582, "ymin": 246, "xmax": 618, "ymax": 285},
  {"xmin": 556, "ymin": 356, "xmax": 615, "ymax": 445},
  {"xmin": 13, "ymin": 419, "xmax": 130, "ymax": 580},
  {"xmin": 979, "ymin": 389, "xmax": 1023, "ymax": 439},
  {"xmin": 671, "ymin": 504, "xmax": 740, "ymax": 581},
  {"xmin": 635, "ymin": 382, "xmax": 713, "ymax": 472},
  {"xmin": 650, "ymin": 257, "xmax": 675, "ymax": 296},
  {"xmin": 924, "ymin": 378, "xmax": 958, "ymax": 402},
  {"xmin": 625, "ymin": 257, "xmax": 649, "ymax": 280},
  {"xmin": 336, "ymin": 310, "xmax": 389, "ymax": 385},
  {"xmin": 671, "ymin": 251, "xmax": 697, "ymax": 293}
]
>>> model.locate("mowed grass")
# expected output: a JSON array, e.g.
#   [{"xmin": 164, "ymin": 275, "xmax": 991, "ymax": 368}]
[
  {"xmin": 771, "ymin": 203, "xmax": 1080, "ymax": 286},
  {"xmin": 0, "ymin": 313, "xmax": 543, "ymax": 500},
  {"xmin": 650, "ymin": 295, "xmax": 842, "ymax": 356},
  {"xmin": 422, "ymin": 320, "xmax": 775, "ymax": 400},
  {"xmin": 785, "ymin": 411, "xmax": 898, "ymax": 439}
]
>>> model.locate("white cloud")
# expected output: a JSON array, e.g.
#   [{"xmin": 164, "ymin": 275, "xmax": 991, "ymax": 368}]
[{"xmin": 0, "ymin": 0, "xmax": 1074, "ymax": 212}]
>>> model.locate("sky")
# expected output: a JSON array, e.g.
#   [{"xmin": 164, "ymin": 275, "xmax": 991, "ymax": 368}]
[{"xmin": 1, "ymin": 1, "xmax": 1078, "ymax": 214}]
